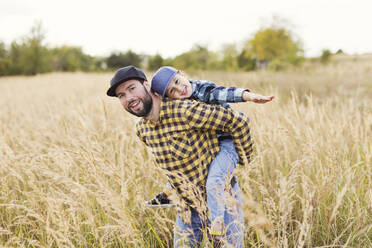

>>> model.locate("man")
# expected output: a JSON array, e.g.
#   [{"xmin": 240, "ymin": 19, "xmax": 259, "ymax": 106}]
[{"xmin": 107, "ymin": 66, "xmax": 253, "ymax": 248}]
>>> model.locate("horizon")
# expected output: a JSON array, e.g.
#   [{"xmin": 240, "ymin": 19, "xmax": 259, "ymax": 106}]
[{"xmin": 1, "ymin": 0, "xmax": 372, "ymax": 58}]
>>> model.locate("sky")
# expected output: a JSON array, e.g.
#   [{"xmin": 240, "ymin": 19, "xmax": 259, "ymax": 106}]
[{"xmin": 1, "ymin": 0, "xmax": 371, "ymax": 58}]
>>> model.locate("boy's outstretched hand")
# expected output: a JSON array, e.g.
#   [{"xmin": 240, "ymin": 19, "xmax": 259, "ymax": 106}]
[{"xmin": 243, "ymin": 91, "xmax": 275, "ymax": 104}]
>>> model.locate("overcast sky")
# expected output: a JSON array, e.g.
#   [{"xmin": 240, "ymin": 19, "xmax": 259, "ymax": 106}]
[{"xmin": 1, "ymin": 0, "xmax": 371, "ymax": 58}]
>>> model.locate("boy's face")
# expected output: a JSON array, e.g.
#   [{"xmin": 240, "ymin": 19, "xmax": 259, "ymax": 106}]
[{"xmin": 165, "ymin": 72, "xmax": 192, "ymax": 99}]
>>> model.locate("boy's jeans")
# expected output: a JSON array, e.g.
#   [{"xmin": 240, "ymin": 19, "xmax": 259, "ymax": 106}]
[{"xmin": 174, "ymin": 139, "xmax": 244, "ymax": 248}]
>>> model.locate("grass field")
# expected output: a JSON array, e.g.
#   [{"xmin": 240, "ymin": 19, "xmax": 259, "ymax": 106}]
[{"xmin": 0, "ymin": 55, "xmax": 371, "ymax": 247}]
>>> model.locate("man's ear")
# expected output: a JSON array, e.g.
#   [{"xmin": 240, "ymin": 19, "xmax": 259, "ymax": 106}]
[{"xmin": 143, "ymin": 80, "xmax": 151, "ymax": 91}]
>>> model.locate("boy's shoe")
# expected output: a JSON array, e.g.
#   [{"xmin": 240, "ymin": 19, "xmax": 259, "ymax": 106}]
[
  {"xmin": 143, "ymin": 192, "xmax": 175, "ymax": 208},
  {"xmin": 207, "ymin": 232, "xmax": 224, "ymax": 248},
  {"xmin": 208, "ymin": 218, "xmax": 224, "ymax": 248}
]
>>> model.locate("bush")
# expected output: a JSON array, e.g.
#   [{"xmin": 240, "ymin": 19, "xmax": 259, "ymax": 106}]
[
  {"xmin": 237, "ymin": 49, "xmax": 256, "ymax": 71},
  {"xmin": 106, "ymin": 50, "xmax": 143, "ymax": 69},
  {"xmin": 51, "ymin": 46, "xmax": 96, "ymax": 72},
  {"xmin": 247, "ymin": 24, "xmax": 304, "ymax": 69},
  {"xmin": 147, "ymin": 54, "xmax": 163, "ymax": 70},
  {"xmin": 320, "ymin": 49, "xmax": 332, "ymax": 64},
  {"xmin": 171, "ymin": 45, "xmax": 221, "ymax": 71}
]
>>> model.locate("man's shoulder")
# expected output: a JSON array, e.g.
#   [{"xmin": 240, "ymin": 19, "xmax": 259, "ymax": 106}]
[
  {"xmin": 160, "ymin": 98, "xmax": 203, "ymax": 122},
  {"xmin": 135, "ymin": 119, "xmax": 146, "ymax": 133},
  {"xmin": 162, "ymin": 98, "xmax": 198, "ymax": 109},
  {"xmin": 135, "ymin": 119, "xmax": 150, "ymax": 143},
  {"xmin": 135, "ymin": 118, "xmax": 144, "ymax": 126}
]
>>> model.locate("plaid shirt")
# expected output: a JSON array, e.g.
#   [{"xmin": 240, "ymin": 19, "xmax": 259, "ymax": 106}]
[
  {"xmin": 191, "ymin": 80, "xmax": 250, "ymax": 139},
  {"xmin": 136, "ymin": 98, "xmax": 253, "ymax": 221},
  {"xmin": 191, "ymin": 80, "xmax": 250, "ymax": 108}
]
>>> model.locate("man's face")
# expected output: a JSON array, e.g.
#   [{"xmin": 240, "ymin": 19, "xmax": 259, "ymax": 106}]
[
  {"xmin": 165, "ymin": 72, "xmax": 192, "ymax": 99},
  {"xmin": 115, "ymin": 79, "xmax": 153, "ymax": 117}
]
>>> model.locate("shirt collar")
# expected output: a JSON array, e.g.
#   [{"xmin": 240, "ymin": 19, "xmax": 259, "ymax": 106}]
[{"xmin": 141, "ymin": 97, "xmax": 170, "ymax": 125}]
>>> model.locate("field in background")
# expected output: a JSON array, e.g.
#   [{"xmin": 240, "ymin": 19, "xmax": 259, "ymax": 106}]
[{"xmin": 0, "ymin": 56, "xmax": 371, "ymax": 247}]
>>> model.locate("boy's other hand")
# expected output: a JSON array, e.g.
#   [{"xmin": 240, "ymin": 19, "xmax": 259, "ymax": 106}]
[{"xmin": 243, "ymin": 91, "xmax": 275, "ymax": 104}]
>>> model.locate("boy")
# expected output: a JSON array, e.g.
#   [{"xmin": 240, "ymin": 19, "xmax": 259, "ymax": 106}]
[{"xmin": 147, "ymin": 66, "xmax": 274, "ymax": 241}]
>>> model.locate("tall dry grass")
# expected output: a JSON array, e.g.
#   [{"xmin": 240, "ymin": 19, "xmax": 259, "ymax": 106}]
[{"xmin": 0, "ymin": 57, "xmax": 371, "ymax": 247}]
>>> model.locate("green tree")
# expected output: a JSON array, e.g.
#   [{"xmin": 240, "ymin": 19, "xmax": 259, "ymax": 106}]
[
  {"xmin": 5, "ymin": 22, "xmax": 52, "ymax": 75},
  {"xmin": 237, "ymin": 49, "xmax": 256, "ymax": 71},
  {"xmin": 8, "ymin": 41, "xmax": 24, "ymax": 75},
  {"xmin": 106, "ymin": 50, "xmax": 143, "ymax": 69},
  {"xmin": 51, "ymin": 46, "xmax": 96, "ymax": 72},
  {"xmin": 320, "ymin": 49, "xmax": 332, "ymax": 64},
  {"xmin": 248, "ymin": 25, "xmax": 303, "ymax": 69},
  {"xmin": 0, "ymin": 42, "xmax": 6, "ymax": 58},
  {"xmin": 147, "ymin": 54, "xmax": 163, "ymax": 70},
  {"xmin": 21, "ymin": 21, "xmax": 52, "ymax": 75},
  {"xmin": 0, "ymin": 22, "xmax": 102, "ymax": 76},
  {"xmin": 172, "ymin": 45, "xmax": 220, "ymax": 71},
  {"xmin": 220, "ymin": 43, "xmax": 239, "ymax": 71},
  {"xmin": 0, "ymin": 41, "xmax": 10, "ymax": 76}
]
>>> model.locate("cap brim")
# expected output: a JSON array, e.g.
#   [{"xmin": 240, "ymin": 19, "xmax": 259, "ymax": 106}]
[
  {"xmin": 107, "ymin": 77, "xmax": 147, "ymax": 97},
  {"xmin": 160, "ymin": 70, "xmax": 178, "ymax": 97},
  {"xmin": 106, "ymin": 85, "xmax": 118, "ymax": 97}
]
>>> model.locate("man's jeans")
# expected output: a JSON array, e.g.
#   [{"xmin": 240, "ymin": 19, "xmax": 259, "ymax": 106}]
[{"xmin": 174, "ymin": 139, "xmax": 244, "ymax": 247}]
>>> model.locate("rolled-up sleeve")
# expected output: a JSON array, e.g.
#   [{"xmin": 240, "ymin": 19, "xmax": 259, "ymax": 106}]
[{"xmin": 192, "ymin": 80, "xmax": 250, "ymax": 105}]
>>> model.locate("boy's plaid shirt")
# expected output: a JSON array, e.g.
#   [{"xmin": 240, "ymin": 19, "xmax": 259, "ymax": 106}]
[
  {"xmin": 136, "ymin": 98, "xmax": 253, "ymax": 221},
  {"xmin": 191, "ymin": 80, "xmax": 250, "ymax": 108}
]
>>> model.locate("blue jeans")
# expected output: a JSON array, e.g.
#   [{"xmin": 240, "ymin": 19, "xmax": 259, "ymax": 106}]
[{"xmin": 174, "ymin": 139, "xmax": 244, "ymax": 247}]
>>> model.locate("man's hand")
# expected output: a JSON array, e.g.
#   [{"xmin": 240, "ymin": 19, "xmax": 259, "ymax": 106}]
[{"xmin": 243, "ymin": 91, "xmax": 275, "ymax": 104}]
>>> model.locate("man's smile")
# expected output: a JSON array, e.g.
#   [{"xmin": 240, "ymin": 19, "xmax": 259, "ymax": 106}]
[{"xmin": 129, "ymin": 99, "xmax": 141, "ymax": 110}]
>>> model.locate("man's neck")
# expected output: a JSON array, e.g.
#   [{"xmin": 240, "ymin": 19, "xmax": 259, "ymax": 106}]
[{"xmin": 144, "ymin": 94, "xmax": 162, "ymax": 123}]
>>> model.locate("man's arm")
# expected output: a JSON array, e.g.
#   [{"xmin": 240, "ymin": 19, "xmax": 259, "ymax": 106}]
[
  {"xmin": 183, "ymin": 101, "xmax": 253, "ymax": 165},
  {"xmin": 135, "ymin": 121, "xmax": 147, "ymax": 145}
]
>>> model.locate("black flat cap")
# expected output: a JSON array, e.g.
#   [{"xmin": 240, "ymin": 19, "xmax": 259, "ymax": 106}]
[{"xmin": 107, "ymin": 66, "xmax": 147, "ymax": 97}]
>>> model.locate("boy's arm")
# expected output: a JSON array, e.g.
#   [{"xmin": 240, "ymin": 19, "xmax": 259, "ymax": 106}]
[
  {"xmin": 183, "ymin": 101, "xmax": 253, "ymax": 166},
  {"xmin": 192, "ymin": 80, "xmax": 249, "ymax": 104},
  {"xmin": 192, "ymin": 80, "xmax": 275, "ymax": 104},
  {"xmin": 242, "ymin": 91, "xmax": 275, "ymax": 103}
]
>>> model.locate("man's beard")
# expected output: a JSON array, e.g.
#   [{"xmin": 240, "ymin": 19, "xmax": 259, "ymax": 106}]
[{"xmin": 126, "ymin": 89, "xmax": 153, "ymax": 117}]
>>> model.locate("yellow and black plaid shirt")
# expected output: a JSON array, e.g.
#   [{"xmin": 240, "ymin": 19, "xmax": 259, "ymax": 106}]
[{"xmin": 136, "ymin": 98, "xmax": 253, "ymax": 221}]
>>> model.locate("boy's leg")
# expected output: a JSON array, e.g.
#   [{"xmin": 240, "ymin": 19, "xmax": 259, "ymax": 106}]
[
  {"xmin": 206, "ymin": 138, "xmax": 238, "ymax": 235},
  {"xmin": 173, "ymin": 209, "xmax": 204, "ymax": 248},
  {"xmin": 224, "ymin": 182, "xmax": 245, "ymax": 248}
]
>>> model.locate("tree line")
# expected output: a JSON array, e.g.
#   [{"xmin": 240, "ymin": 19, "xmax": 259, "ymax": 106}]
[{"xmin": 0, "ymin": 22, "xmax": 332, "ymax": 77}]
